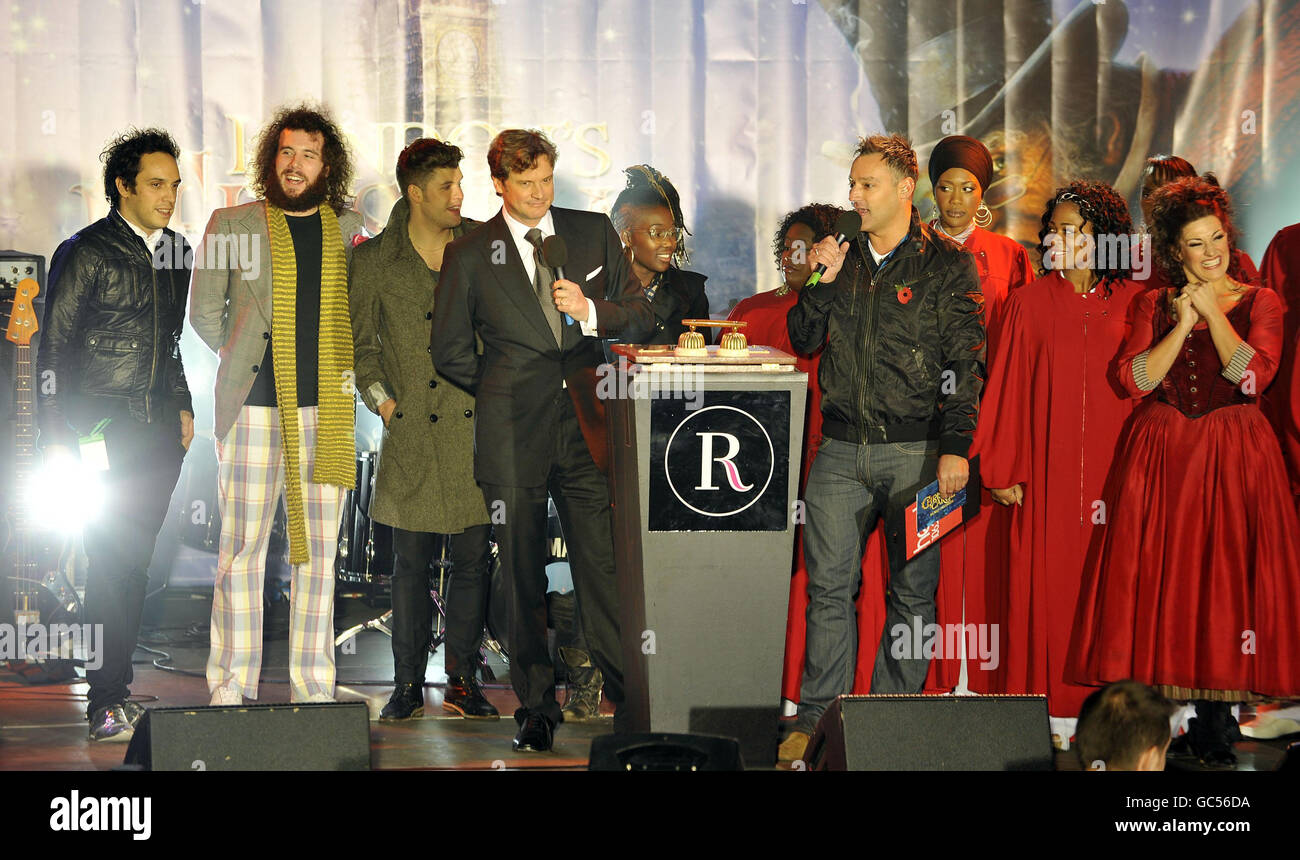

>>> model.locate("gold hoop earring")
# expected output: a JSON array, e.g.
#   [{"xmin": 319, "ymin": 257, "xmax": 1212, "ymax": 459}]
[{"xmin": 974, "ymin": 202, "xmax": 994, "ymax": 229}]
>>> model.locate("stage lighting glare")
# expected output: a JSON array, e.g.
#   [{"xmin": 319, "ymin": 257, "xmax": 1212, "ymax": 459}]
[{"xmin": 28, "ymin": 457, "xmax": 106, "ymax": 532}]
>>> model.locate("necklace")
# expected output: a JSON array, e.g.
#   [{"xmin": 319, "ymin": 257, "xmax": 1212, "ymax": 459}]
[{"xmin": 932, "ymin": 219, "xmax": 976, "ymax": 245}]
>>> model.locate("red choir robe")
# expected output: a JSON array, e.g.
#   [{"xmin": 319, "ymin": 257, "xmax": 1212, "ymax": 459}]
[
  {"xmin": 1291, "ymin": 333, "xmax": 1300, "ymax": 505},
  {"xmin": 855, "ymin": 227, "xmax": 1035, "ymax": 694},
  {"xmin": 1260, "ymin": 225, "xmax": 1300, "ymax": 493},
  {"xmin": 921, "ymin": 227, "xmax": 1036, "ymax": 692},
  {"xmin": 964, "ymin": 272, "xmax": 1147, "ymax": 716},
  {"xmin": 727, "ymin": 290, "xmax": 824, "ymax": 702}
]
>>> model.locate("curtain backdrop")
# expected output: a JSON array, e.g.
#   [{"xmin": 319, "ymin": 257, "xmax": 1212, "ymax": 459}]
[{"xmin": 2, "ymin": 0, "xmax": 1297, "ymax": 315}]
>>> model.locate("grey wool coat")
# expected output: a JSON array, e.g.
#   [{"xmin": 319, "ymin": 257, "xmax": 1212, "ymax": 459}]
[{"xmin": 350, "ymin": 198, "xmax": 489, "ymax": 534}]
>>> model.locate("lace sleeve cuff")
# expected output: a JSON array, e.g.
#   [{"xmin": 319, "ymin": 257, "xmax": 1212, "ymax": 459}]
[
  {"xmin": 1132, "ymin": 349, "xmax": 1158, "ymax": 391},
  {"xmin": 1220, "ymin": 341, "xmax": 1256, "ymax": 385}
]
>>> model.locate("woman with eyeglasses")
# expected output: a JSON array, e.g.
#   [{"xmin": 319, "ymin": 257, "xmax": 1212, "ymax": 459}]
[
  {"xmin": 1071, "ymin": 175, "xmax": 1300, "ymax": 768},
  {"xmin": 1139, "ymin": 155, "xmax": 1259, "ymax": 290},
  {"xmin": 610, "ymin": 165, "xmax": 709, "ymax": 346},
  {"xmin": 968, "ymin": 182, "xmax": 1149, "ymax": 739}
]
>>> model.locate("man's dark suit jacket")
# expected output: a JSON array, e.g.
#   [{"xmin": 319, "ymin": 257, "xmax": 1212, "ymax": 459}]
[{"xmin": 431, "ymin": 206, "xmax": 654, "ymax": 485}]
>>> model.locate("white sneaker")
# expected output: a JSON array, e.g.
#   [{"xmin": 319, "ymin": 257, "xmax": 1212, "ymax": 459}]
[
  {"xmin": 293, "ymin": 691, "xmax": 335, "ymax": 704},
  {"xmin": 209, "ymin": 686, "xmax": 243, "ymax": 706}
]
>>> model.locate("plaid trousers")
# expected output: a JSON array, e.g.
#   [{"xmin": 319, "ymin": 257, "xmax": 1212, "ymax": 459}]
[{"xmin": 207, "ymin": 405, "xmax": 344, "ymax": 701}]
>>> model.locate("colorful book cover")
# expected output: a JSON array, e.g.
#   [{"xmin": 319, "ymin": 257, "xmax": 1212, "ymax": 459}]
[{"xmin": 905, "ymin": 455, "xmax": 981, "ymax": 559}]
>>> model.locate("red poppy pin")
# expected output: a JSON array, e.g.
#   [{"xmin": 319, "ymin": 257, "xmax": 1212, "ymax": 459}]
[
  {"xmin": 351, "ymin": 231, "xmax": 370, "ymax": 247},
  {"xmin": 896, "ymin": 284, "xmax": 913, "ymax": 304}
]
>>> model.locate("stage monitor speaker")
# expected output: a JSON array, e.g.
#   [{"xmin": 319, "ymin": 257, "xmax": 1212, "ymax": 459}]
[
  {"xmin": 123, "ymin": 702, "xmax": 371, "ymax": 771},
  {"xmin": 588, "ymin": 732, "xmax": 744, "ymax": 771},
  {"xmin": 806, "ymin": 694, "xmax": 1052, "ymax": 771}
]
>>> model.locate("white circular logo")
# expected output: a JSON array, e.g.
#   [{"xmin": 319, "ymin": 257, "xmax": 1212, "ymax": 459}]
[{"xmin": 664, "ymin": 405, "xmax": 774, "ymax": 517}]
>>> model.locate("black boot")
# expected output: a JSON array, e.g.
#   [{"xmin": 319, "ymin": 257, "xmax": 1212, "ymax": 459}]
[
  {"xmin": 559, "ymin": 646, "xmax": 603, "ymax": 721},
  {"xmin": 1188, "ymin": 700, "xmax": 1237, "ymax": 768},
  {"xmin": 380, "ymin": 682, "xmax": 424, "ymax": 720},
  {"xmin": 443, "ymin": 675, "xmax": 500, "ymax": 719}
]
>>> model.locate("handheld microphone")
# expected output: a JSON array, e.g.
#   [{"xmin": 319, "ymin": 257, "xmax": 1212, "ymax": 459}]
[
  {"xmin": 542, "ymin": 234, "xmax": 574, "ymax": 325},
  {"xmin": 805, "ymin": 210, "xmax": 863, "ymax": 288}
]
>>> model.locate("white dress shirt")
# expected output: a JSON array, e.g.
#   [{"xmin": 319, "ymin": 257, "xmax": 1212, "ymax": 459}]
[
  {"xmin": 500, "ymin": 207, "xmax": 599, "ymax": 337},
  {"xmin": 119, "ymin": 210, "xmax": 164, "ymax": 254}
]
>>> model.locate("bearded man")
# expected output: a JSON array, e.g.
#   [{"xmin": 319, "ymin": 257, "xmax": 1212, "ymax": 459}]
[{"xmin": 190, "ymin": 104, "xmax": 364, "ymax": 705}]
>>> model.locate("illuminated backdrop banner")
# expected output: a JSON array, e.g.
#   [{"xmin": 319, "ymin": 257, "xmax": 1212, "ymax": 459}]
[{"xmin": 2, "ymin": 0, "xmax": 1296, "ymax": 324}]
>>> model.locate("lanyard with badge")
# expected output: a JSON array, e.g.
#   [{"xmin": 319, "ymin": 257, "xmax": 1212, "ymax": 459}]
[{"xmin": 78, "ymin": 417, "xmax": 112, "ymax": 472}]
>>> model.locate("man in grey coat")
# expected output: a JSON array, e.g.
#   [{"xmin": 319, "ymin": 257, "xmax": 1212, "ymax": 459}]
[{"xmin": 351, "ymin": 138, "xmax": 497, "ymax": 720}]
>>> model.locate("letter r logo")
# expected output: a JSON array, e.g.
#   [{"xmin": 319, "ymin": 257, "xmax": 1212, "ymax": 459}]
[{"xmin": 695, "ymin": 432, "xmax": 753, "ymax": 492}]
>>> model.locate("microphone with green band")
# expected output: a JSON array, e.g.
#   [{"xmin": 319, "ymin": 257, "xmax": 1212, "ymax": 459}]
[{"xmin": 805, "ymin": 210, "xmax": 862, "ymax": 288}]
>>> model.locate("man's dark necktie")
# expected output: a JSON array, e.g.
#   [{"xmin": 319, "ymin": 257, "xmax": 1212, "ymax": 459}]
[{"xmin": 525, "ymin": 227, "xmax": 564, "ymax": 345}]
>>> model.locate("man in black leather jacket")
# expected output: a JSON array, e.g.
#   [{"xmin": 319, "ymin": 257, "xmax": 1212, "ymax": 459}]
[
  {"xmin": 37, "ymin": 128, "xmax": 193, "ymax": 742},
  {"xmin": 781, "ymin": 134, "xmax": 984, "ymax": 762}
]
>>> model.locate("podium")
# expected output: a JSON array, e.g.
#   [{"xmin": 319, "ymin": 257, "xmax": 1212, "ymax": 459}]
[{"xmin": 605, "ymin": 344, "xmax": 806, "ymax": 765}]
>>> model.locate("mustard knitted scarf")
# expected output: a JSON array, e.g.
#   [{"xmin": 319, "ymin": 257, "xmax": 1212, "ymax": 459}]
[{"xmin": 266, "ymin": 203, "xmax": 356, "ymax": 565}]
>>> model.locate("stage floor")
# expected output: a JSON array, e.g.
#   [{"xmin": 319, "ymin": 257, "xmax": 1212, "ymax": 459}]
[{"xmin": 1, "ymin": 594, "xmax": 1294, "ymax": 772}]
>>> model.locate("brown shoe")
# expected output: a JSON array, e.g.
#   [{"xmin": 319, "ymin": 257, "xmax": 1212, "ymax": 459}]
[{"xmin": 777, "ymin": 730, "xmax": 810, "ymax": 766}]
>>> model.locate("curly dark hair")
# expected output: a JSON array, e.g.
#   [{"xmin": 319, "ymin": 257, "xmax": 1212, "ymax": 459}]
[
  {"xmin": 771, "ymin": 203, "xmax": 844, "ymax": 267},
  {"xmin": 1035, "ymin": 180, "xmax": 1135, "ymax": 293},
  {"xmin": 611, "ymin": 164, "xmax": 690, "ymax": 264},
  {"xmin": 396, "ymin": 137, "xmax": 464, "ymax": 198},
  {"xmin": 101, "ymin": 127, "xmax": 181, "ymax": 209},
  {"xmin": 251, "ymin": 103, "xmax": 354, "ymax": 213},
  {"xmin": 1147, "ymin": 174, "xmax": 1244, "ymax": 288}
]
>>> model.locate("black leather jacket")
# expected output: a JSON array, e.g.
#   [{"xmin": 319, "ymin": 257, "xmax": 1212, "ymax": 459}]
[
  {"xmin": 787, "ymin": 208, "xmax": 985, "ymax": 457},
  {"xmin": 37, "ymin": 210, "xmax": 192, "ymax": 448}
]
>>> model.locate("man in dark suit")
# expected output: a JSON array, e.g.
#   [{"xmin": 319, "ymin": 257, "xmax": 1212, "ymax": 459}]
[{"xmin": 432, "ymin": 129, "xmax": 653, "ymax": 752}]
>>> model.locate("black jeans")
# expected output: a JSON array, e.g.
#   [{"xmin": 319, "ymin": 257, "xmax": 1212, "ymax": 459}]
[
  {"xmin": 82, "ymin": 414, "xmax": 184, "ymax": 718},
  {"xmin": 389, "ymin": 523, "xmax": 492, "ymax": 684}
]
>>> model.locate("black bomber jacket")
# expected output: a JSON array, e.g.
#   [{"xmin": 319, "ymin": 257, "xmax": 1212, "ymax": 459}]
[
  {"xmin": 786, "ymin": 208, "xmax": 985, "ymax": 458},
  {"xmin": 37, "ymin": 209, "xmax": 192, "ymax": 448}
]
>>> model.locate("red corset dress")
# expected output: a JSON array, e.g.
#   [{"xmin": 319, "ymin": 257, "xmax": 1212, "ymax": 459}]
[{"xmin": 1070, "ymin": 286, "xmax": 1300, "ymax": 700}]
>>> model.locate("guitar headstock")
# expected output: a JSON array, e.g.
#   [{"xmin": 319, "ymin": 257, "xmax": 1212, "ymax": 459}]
[{"xmin": 5, "ymin": 277, "xmax": 40, "ymax": 345}]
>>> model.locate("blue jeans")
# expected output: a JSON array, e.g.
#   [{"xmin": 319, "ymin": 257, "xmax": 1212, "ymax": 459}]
[{"xmin": 796, "ymin": 436, "xmax": 942, "ymax": 733}]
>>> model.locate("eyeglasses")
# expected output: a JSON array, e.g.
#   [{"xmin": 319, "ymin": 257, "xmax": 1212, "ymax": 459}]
[{"xmin": 629, "ymin": 225, "xmax": 683, "ymax": 242}]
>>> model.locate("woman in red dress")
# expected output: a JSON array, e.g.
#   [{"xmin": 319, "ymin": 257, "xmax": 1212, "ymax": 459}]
[
  {"xmin": 1071, "ymin": 176, "xmax": 1300, "ymax": 767},
  {"xmin": 972, "ymin": 182, "xmax": 1147, "ymax": 735},
  {"xmin": 917, "ymin": 136, "xmax": 1035, "ymax": 693},
  {"xmin": 728, "ymin": 204, "xmax": 842, "ymax": 707}
]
